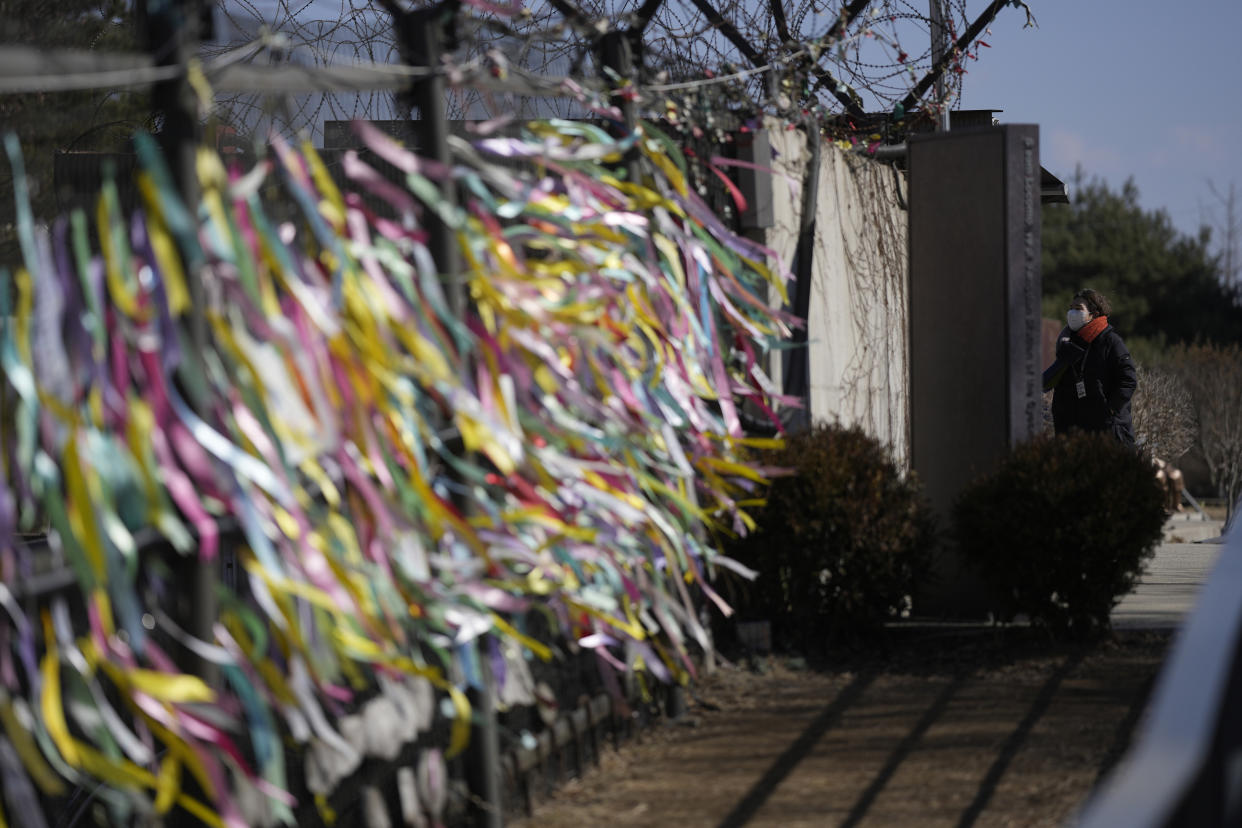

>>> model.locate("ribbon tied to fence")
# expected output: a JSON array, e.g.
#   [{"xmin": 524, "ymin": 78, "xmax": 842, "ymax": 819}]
[{"xmin": 0, "ymin": 116, "xmax": 796, "ymax": 826}]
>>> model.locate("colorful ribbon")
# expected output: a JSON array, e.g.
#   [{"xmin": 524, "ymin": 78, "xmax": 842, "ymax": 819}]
[{"xmin": 0, "ymin": 117, "xmax": 794, "ymax": 825}]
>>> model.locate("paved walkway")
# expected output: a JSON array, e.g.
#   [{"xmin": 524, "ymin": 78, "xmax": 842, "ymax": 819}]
[{"xmin": 1111, "ymin": 515, "xmax": 1226, "ymax": 630}]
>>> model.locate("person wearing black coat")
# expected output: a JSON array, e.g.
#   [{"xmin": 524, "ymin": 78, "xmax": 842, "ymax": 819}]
[{"xmin": 1042, "ymin": 289, "xmax": 1138, "ymax": 446}]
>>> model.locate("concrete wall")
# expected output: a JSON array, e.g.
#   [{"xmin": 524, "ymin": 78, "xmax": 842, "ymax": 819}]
[
  {"xmin": 761, "ymin": 122, "xmax": 911, "ymax": 465},
  {"xmin": 750, "ymin": 123, "xmax": 1044, "ymax": 616}
]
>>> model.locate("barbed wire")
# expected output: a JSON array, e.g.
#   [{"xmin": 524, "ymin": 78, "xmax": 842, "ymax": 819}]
[
  {"xmin": 1, "ymin": 1, "xmax": 1031, "ymax": 148},
  {"xmin": 197, "ymin": 0, "xmax": 999, "ymax": 140}
]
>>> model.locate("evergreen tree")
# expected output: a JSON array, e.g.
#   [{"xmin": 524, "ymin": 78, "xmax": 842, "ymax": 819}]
[{"xmin": 1041, "ymin": 170, "xmax": 1242, "ymax": 350}]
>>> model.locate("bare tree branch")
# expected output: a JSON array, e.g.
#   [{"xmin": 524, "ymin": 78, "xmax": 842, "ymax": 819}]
[
  {"xmin": 1205, "ymin": 179, "xmax": 1241, "ymax": 296},
  {"xmin": 1132, "ymin": 365, "xmax": 1198, "ymax": 462},
  {"xmin": 1171, "ymin": 344, "xmax": 1242, "ymax": 524}
]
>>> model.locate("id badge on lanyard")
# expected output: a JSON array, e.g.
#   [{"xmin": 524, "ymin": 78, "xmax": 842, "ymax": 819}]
[{"xmin": 1074, "ymin": 339, "xmax": 1094, "ymax": 400}]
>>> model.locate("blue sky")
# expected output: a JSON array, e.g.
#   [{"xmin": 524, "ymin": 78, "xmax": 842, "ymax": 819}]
[{"xmin": 957, "ymin": 0, "xmax": 1242, "ymax": 240}]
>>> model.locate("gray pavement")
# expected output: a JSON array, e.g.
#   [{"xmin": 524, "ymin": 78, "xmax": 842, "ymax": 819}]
[{"xmin": 1111, "ymin": 515, "xmax": 1226, "ymax": 630}]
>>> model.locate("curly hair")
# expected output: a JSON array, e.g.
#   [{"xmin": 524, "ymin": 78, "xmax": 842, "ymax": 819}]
[{"xmin": 1073, "ymin": 288, "xmax": 1112, "ymax": 317}]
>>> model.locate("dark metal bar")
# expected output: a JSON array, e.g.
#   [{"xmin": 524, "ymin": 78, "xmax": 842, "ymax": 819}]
[
  {"xmin": 599, "ymin": 30, "xmax": 638, "ymax": 133},
  {"xmin": 385, "ymin": 5, "xmax": 501, "ymax": 824},
  {"xmin": 823, "ymin": 0, "xmax": 874, "ymax": 43},
  {"xmin": 146, "ymin": 0, "xmax": 201, "ymax": 225},
  {"xmin": 599, "ymin": 28, "xmax": 643, "ymax": 187},
  {"xmin": 806, "ymin": 0, "xmax": 872, "ymax": 117},
  {"xmin": 385, "ymin": 0, "xmax": 465, "ymax": 311},
  {"xmin": 899, "ymin": 0, "xmax": 1007, "ymax": 115},
  {"xmin": 928, "ymin": 0, "xmax": 951, "ymax": 130},
  {"xmin": 144, "ymin": 1, "xmax": 221, "ymax": 712},
  {"xmin": 769, "ymin": 0, "xmax": 791, "ymax": 44},
  {"xmin": 686, "ymin": 0, "xmax": 765, "ymax": 68},
  {"xmin": 466, "ymin": 656, "xmax": 503, "ymax": 828},
  {"xmin": 807, "ymin": 62, "xmax": 865, "ymax": 118},
  {"xmin": 631, "ymin": 0, "xmax": 667, "ymax": 35},
  {"xmin": 146, "ymin": 0, "xmax": 207, "ymax": 367}
]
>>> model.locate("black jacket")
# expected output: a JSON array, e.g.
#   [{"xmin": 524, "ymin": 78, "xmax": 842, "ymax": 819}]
[{"xmin": 1044, "ymin": 324, "xmax": 1138, "ymax": 445}]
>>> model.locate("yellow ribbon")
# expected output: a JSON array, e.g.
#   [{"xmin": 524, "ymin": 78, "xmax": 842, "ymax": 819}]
[
  {"xmin": 62, "ymin": 435, "xmax": 105, "ymax": 583},
  {"xmin": 136, "ymin": 172, "xmax": 192, "ymax": 314},
  {"xmin": 490, "ymin": 614, "xmax": 553, "ymax": 662},
  {"xmin": 95, "ymin": 187, "xmax": 142, "ymax": 319}
]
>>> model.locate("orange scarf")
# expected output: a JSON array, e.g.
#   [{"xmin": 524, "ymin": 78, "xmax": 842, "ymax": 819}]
[{"xmin": 1078, "ymin": 315, "xmax": 1108, "ymax": 343}]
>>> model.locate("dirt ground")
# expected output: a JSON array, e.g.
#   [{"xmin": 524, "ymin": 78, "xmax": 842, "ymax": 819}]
[{"xmin": 509, "ymin": 628, "xmax": 1171, "ymax": 828}]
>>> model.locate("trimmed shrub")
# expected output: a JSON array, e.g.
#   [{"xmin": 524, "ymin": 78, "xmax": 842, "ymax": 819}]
[
  {"xmin": 728, "ymin": 422, "xmax": 936, "ymax": 644},
  {"xmin": 952, "ymin": 432, "xmax": 1167, "ymax": 639}
]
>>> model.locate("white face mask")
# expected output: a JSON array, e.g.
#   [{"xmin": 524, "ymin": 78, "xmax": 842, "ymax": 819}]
[{"xmin": 1067, "ymin": 309, "xmax": 1090, "ymax": 331}]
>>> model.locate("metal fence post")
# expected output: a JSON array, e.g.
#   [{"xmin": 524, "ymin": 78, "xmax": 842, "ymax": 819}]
[
  {"xmin": 599, "ymin": 30, "xmax": 637, "ymax": 133},
  {"xmin": 144, "ymin": 6, "xmax": 227, "ymax": 828},
  {"xmin": 144, "ymin": 0, "xmax": 221, "ymax": 697},
  {"xmin": 928, "ymin": 0, "xmax": 951, "ymax": 132},
  {"xmin": 599, "ymin": 29, "xmax": 642, "ymax": 184},
  {"xmin": 400, "ymin": 0, "xmax": 464, "ymax": 315},
  {"xmin": 388, "ymin": 1, "xmax": 502, "ymax": 823},
  {"xmin": 147, "ymin": 0, "xmax": 205, "ymax": 350},
  {"xmin": 599, "ymin": 28, "xmax": 693, "ymax": 721}
]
